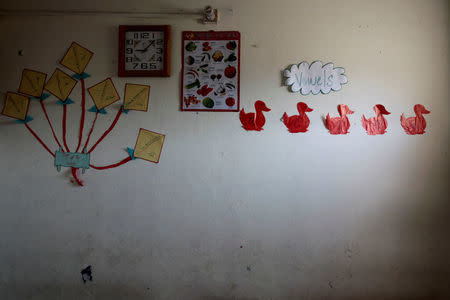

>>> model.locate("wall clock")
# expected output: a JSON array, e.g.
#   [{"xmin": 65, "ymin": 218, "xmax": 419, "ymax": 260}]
[{"xmin": 118, "ymin": 25, "xmax": 171, "ymax": 77}]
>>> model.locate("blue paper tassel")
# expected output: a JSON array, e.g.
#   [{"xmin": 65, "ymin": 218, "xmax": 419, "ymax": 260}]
[
  {"xmin": 88, "ymin": 105, "xmax": 107, "ymax": 114},
  {"xmin": 57, "ymin": 98, "xmax": 75, "ymax": 105},
  {"xmin": 15, "ymin": 116, "xmax": 34, "ymax": 123},
  {"xmin": 127, "ymin": 147, "xmax": 136, "ymax": 160},
  {"xmin": 33, "ymin": 93, "xmax": 51, "ymax": 101},
  {"xmin": 72, "ymin": 72, "xmax": 91, "ymax": 80}
]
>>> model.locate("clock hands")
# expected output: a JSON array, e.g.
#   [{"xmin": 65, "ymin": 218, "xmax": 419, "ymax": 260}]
[{"xmin": 135, "ymin": 40, "xmax": 155, "ymax": 52}]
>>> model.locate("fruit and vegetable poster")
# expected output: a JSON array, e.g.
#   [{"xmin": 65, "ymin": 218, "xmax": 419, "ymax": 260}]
[{"xmin": 181, "ymin": 31, "xmax": 240, "ymax": 111}]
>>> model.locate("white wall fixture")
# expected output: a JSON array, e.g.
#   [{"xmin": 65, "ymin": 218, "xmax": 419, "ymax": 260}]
[{"xmin": 284, "ymin": 61, "xmax": 348, "ymax": 95}]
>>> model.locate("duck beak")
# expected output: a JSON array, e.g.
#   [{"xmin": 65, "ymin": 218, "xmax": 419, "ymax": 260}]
[
  {"xmin": 263, "ymin": 105, "xmax": 271, "ymax": 112},
  {"xmin": 306, "ymin": 107, "xmax": 313, "ymax": 112},
  {"xmin": 423, "ymin": 108, "xmax": 430, "ymax": 114},
  {"xmin": 348, "ymin": 109, "xmax": 354, "ymax": 114}
]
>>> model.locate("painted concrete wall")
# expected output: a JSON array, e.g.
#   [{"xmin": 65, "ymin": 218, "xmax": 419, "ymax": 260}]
[{"xmin": 0, "ymin": 0, "xmax": 449, "ymax": 299}]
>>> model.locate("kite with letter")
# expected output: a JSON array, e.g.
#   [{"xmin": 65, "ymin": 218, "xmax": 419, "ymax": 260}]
[{"xmin": 1, "ymin": 42, "xmax": 163, "ymax": 186}]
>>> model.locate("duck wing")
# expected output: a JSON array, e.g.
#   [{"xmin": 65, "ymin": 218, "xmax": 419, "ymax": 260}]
[{"xmin": 240, "ymin": 109, "xmax": 256, "ymax": 130}]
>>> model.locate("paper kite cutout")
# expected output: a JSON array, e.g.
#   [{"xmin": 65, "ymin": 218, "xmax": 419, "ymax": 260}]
[
  {"xmin": 87, "ymin": 78, "xmax": 120, "ymax": 110},
  {"xmin": 282, "ymin": 102, "xmax": 313, "ymax": 133},
  {"xmin": 123, "ymin": 83, "xmax": 150, "ymax": 111},
  {"xmin": 60, "ymin": 42, "xmax": 94, "ymax": 75},
  {"xmin": 362, "ymin": 104, "xmax": 390, "ymax": 135},
  {"xmin": 2, "ymin": 92, "xmax": 30, "ymax": 120},
  {"xmin": 401, "ymin": 104, "xmax": 430, "ymax": 135},
  {"xmin": 44, "ymin": 68, "xmax": 77, "ymax": 101},
  {"xmin": 326, "ymin": 104, "xmax": 354, "ymax": 135},
  {"xmin": 133, "ymin": 128, "xmax": 165, "ymax": 163},
  {"xmin": 18, "ymin": 69, "xmax": 47, "ymax": 98},
  {"xmin": 239, "ymin": 100, "xmax": 270, "ymax": 131},
  {"xmin": 2, "ymin": 41, "xmax": 164, "ymax": 187}
]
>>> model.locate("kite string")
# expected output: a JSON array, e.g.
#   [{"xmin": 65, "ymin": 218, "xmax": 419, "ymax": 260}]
[
  {"xmin": 75, "ymin": 78, "xmax": 86, "ymax": 152},
  {"xmin": 62, "ymin": 105, "xmax": 70, "ymax": 152},
  {"xmin": 71, "ymin": 167, "xmax": 84, "ymax": 186},
  {"xmin": 24, "ymin": 123, "xmax": 55, "ymax": 157},
  {"xmin": 83, "ymin": 112, "xmax": 99, "ymax": 150},
  {"xmin": 40, "ymin": 100, "xmax": 63, "ymax": 150},
  {"xmin": 90, "ymin": 156, "xmax": 132, "ymax": 170},
  {"xmin": 88, "ymin": 106, "xmax": 123, "ymax": 153}
]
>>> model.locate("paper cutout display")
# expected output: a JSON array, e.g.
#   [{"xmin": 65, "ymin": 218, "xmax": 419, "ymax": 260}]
[
  {"xmin": 2, "ymin": 41, "xmax": 163, "ymax": 187},
  {"xmin": 55, "ymin": 147, "xmax": 90, "ymax": 173},
  {"xmin": 18, "ymin": 69, "xmax": 47, "ymax": 98},
  {"xmin": 44, "ymin": 68, "xmax": 77, "ymax": 101},
  {"xmin": 326, "ymin": 104, "xmax": 354, "ymax": 135},
  {"xmin": 181, "ymin": 31, "xmax": 240, "ymax": 111},
  {"xmin": 60, "ymin": 42, "xmax": 94, "ymax": 75},
  {"xmin": 123, "ymin": 83, "xmax": 150, "ymax": 111},
  {"xmin": 401, "ymin": 104, "xmax": 430, "ymax": 135},
  {"xmin": 133, "ymin": 128, "xmax": 165, "ymax": 163},
  {"xmin": 1, "ymin": 92, "xmax": 30, "ymax": 120},
  {"xmin": 283, "ymin": 102, "xmax": 313, "ymax": 133},
  {"xmin": 284, "ymin": 61, "xmax": 347, "ymax": 95},
  {"xmin": 362, "ymin": 104, "xmax": 390, "ymax": 135},
  {"xmin": 239, "ymin": 100, "xmax": 270, "ymax": 131},
  {"xmin": 87, "ymin": 78, "xmax": 120, "ymax": 110}
]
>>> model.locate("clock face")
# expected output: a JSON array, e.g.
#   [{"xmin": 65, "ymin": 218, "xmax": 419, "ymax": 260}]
[{"xmin": 124, "ymin": 31, "xmax": 165, "ymax": 71}]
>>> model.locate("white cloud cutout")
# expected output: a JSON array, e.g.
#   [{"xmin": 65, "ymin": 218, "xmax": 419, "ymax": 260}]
[{"xmin": 284, "ymin": 61, "xmax": 348, "ymax": 95}]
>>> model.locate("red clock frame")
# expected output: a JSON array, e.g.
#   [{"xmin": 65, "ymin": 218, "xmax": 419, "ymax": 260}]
[{"xmin": 118, "ymin": 25, "xmax": 171, "ymax": 77}]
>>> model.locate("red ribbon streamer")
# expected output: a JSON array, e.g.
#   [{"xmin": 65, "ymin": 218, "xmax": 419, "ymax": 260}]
[
  {"xmin": 24, "ymin": 123, "xmax": 55, "ymax": 157},
  {"xmin": 71, "ymin": 167, "xmax": 84, "ymax": 186},
  {"xmin": 40, "ymin": 101, "xmax": 63, "ymax": 150},
  {"xmin": 90, "ymin": 156, "xmax": 132, "ymax": 170},
  {"xmin": 88, "ymin": 107, "xmax": 123, "ymax": 154},
  {"xmin": 62, "ymin": 105, "xmax": 70, "ymax": 152},
  {"xmin": 83, "ymin": 112, "xmax": 99, "ymax": 150},
  {"xmin": 75, "ymin": 79, "xmax": 86, "ymax": 152}
]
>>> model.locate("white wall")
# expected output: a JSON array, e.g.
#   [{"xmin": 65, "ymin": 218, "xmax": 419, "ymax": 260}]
[{"xmin": 0, "ymin": 0, "xmax": 449, "ymax": 299}]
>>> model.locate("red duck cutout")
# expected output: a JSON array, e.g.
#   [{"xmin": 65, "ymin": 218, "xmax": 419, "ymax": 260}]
[
  {"xmin": 239, "ymin": 100, "xmax": 271, "ymax": 131},
  {"xmin": 282, "ymin": 102, "xmax": 313, "ymax": 133},
  {"xmin": 361, "ymin": 104, "xmax": 391, "ymax": 135},
  {"xmin": 325, "ymin": 104, "xmax": 354, "ymax": 135},
  {"xmin": 401, "ymin": 104, "xmax": 430, "ymax": 135}
]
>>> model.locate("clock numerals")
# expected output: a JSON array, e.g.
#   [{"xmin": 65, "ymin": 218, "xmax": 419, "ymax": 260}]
[{"xmin": 120, "ymin": 25, "xmax": 170, "ymax": 76}]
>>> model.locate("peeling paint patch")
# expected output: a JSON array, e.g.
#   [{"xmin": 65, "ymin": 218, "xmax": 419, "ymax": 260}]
[{"xmin": 81, "ymin": 265, "xmax": 93, "ymax": 283}]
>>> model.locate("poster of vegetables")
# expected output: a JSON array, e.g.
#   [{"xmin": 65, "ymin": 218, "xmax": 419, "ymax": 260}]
[{"xmin": 181, "ymin": 31, "xmax": 240, "ymax": 111}]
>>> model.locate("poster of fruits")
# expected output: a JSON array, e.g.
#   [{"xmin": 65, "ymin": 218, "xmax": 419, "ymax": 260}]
[{"xmin": 181, "ymin": 31, "xmax": 240, "ymax": 111}]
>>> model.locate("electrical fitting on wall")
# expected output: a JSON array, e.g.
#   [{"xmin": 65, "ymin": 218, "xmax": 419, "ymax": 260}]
[{"xmin": 202, "ymin": 6, "xmax": 218, "ymax": 24}]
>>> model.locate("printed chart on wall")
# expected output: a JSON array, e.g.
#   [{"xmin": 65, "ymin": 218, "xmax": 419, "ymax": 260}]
[{"xmin": 181, "ymin": 31, "xmax": 240, "ymax": 111}]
